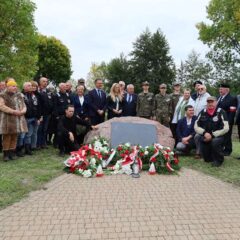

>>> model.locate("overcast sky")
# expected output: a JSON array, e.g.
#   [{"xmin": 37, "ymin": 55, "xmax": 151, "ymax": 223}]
[{"xmin": 33, "ymin": 0, "xmax": 210, "ymax": 80}]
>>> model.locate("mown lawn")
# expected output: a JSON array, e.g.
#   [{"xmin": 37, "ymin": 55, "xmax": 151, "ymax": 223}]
[
  {"xmin": 180, "ymin": 141, "xmax": 240, "ymax": 186},
  {"xmin": 0, "ymin": 141, "xmax": 240, "ymax": 210},
  {"xmin": 0, "ymin": 147, "xmax": 65, "ymax": 209}
]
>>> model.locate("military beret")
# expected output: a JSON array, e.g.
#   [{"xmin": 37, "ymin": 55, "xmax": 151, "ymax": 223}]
[
  {"xmin": 78, "ymin": 78, "xmax": 85, "ymax": 84},
  {"xmin": 142, "ymin": 81, "xmax": 149, "ymax": 86},
  {"xmin": 219, "ymin": 83, "xmax": 230, "ymax": 88},
  {"xmin": 173, "ymin": 82, "xmax": 181, "ymax": 86},
  {"xmin": 193, "ymin": 80, "xmax": 203, "ymax": 87}
]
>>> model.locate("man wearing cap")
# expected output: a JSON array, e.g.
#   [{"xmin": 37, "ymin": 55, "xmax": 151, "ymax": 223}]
[
  {"xmin": 78, "ymin": 78, "xmax": 89, "ymax": 95},
  {"xmin": 153, "ymin": 83, "xmax": 172, "ymax": 127},
  {"xmin": 194, "ymin": 96, "xmax": 229, "ymax": 167},
  {"xmin": 136, "ymin": 81, "xmax": 154, "ymax": 119},
  {"xmin": 217, "ymin": 83, "xmax": 237, "ymax": 156},
  {"xmin": 0, "ymin": 79, "xmax": 28, "ymax": 161},
  {"xmin": 191, "ymin": 80, "xmax": 203, "ymax": 101}
]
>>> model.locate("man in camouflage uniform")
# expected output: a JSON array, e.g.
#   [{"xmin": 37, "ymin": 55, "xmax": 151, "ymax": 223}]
[
  {"xmin": 170, "ymin": 82, "xmax": 182, "ymax": 140},
  {"xmin": 136, "ymin": 81, "xmax": 154, "ymax": 119},
  {"xmin": 154, "ymin": 83, "xmax": 172, "ymax": 127}
]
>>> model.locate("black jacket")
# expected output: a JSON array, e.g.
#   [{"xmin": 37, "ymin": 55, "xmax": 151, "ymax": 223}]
[
  {"xmin": 38, "ymin": 89, "xmax": 54, "ymax": 116},
  {"xmin": 23, "ymin": 91, "xmax": 41, "ymax": 119},
  {"xmin": 53, "ymin": 92, "xmax": 72, "ymax": 117},
  {"xmin": 195, "ymin": 108, "xmax": 229, "ymax": 138},
  {"xmin": 217, "ymin": 93, "xmax": 237, "ymax": 125},
  {"xmin": 106, "ymin": 95, "xmax": 123, "ymax": 119},
  {"xmin": 57, "ymin": 115, "xmax": 91, "ymax": 138}
]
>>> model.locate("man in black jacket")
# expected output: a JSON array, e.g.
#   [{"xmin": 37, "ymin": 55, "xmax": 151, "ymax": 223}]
[
  {"xmin": 217, "ymin": 83, "xmax": 237, "ymax": 156},
  {"xmin": 37, "ymin": 77, "xmax": 54, "ymax": 149},
  {"xmin": 23, "ymin": 82, "xmax": 42, "ymax": 155},
  {"xmin": 57, "ymin": 105, "xmax": 97, "ymax": 156},
  {"xmin": 52, "ymin": 83, "xmax": 72, "ymax": 147},
  {"xmin": 194, "ymin": 96, "xmax": 229, "ymax": 167}
]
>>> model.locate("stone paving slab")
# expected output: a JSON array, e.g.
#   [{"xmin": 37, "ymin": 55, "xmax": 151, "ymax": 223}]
[{"xmin": 1, "ymin": 169, "xmax": 240, "ymax": 240}]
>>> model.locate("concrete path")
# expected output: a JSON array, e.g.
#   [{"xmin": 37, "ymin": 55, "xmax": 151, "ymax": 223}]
[{"xmin": 0, "ymin": 169, "xmax": 240, "ymax": 240}]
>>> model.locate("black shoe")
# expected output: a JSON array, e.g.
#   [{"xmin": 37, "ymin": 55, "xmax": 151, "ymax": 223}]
[
  {"xmin": 3, "ymin": 150, "xmax": 10, "ymax": 162},
  {"xmin": 236, "ymin": 157, "xmax": 240, "ymax": 160},
  {"xmin": 59, "ymin": 151, "xmax": 65, "ymax": 157},
  {"xmin": 8, "ymin": 150, "xmax": 17, "ymax": 160},
  {"xmin": 16, "ymin": 146, "xmax": 25, "ymax": 157},
  {"xmin": 211, "ymin": 161, "xmax": 222, "ymax": 167},
  {"xmin": 223, "ymin": 151, "xmax": 231, "ymax": 156},
  {"xmin": 25, "ymin": 144, "xmax": 33, "ymax": 155}
]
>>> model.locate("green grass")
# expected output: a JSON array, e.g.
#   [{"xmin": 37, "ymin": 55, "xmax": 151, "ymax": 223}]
[
  {"xmin": 0, "ymin": 147, "xmax": 65, "ymax": 209},
  {"xmin": 180, "ymin": 141, "xmax": 240, "ymax": 186}
]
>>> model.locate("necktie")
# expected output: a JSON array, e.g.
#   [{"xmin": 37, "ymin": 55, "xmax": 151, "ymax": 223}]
[{"xmin": 98, "ymin": 90, "xmax": 101, "ymax": 98}]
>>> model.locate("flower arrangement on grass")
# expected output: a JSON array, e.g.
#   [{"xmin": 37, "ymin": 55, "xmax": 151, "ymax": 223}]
[{"xmin": 64, "ymin": 137, "xmax": 180, "ymax": 177}]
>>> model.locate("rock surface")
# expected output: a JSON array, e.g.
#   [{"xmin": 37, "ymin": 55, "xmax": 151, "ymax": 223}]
[{"xmin": 84, "ymin": 117, "xmax": 175, "ymax": 149}]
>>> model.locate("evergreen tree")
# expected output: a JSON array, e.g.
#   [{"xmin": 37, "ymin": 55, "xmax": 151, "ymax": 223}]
[{"xmin": 130, "ymin": 28, "xmax": 175, "ymax": 93}]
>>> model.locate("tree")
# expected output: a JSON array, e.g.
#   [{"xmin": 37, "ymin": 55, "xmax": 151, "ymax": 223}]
[
  {"xmin": 130, "ymin": 28, "xmax": 175, "ymax": 93},
  {"xmin": 35, "ymin": 34, "xmax": 72, "ymax": 85},
  {"xmin": 86, "ymin": 62, "xmax": 107, "ymax": 90},
  {"xmin": 177, "ymin": 50, "xmax": 213, "ymax": 88},
  {"xmin": 104, "ymin": 53, "xmax": 132, "ymax": 89},
  {"xmin": 197, "ymin": 0, "xmax": 240, "ymax": 87},
  {"xmin": 0, "ymin": 0, "xmax": 38, "ymax": 85}
]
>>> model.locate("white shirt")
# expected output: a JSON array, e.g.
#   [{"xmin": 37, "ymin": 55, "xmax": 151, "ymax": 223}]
[
  {"xmin": 194, "ymin": 92, "xmax": 211, "ymax": 116},
  {"xmin": 79, "ymin": 96, "xmax": 84, "ymax": 105}
]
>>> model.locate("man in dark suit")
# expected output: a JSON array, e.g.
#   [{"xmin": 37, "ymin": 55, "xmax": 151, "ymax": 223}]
[
  {"xmin": 122, "ymin": 84, "xmax": 138, "ymax": 117},
  {"xmin": 217, "ymin": 83, "xmax": 237, "ymax": 156},
  {"xmin": 88, "ymin": 78, "xmax": 107, "ymax": 125},
  {"xmin": 176, "ymin": 105, "xmax": 197, "ymax": 154}
]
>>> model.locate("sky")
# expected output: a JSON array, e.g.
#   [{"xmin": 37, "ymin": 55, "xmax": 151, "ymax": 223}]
[{"xmin": 33, "ymin": 0, "xmax": 210, "ymax": 80}]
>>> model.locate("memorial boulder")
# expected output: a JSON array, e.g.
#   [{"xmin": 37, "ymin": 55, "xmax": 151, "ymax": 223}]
[{"xmin": 84, "ymin": 117, "xmax": 175, "ymax": 149}]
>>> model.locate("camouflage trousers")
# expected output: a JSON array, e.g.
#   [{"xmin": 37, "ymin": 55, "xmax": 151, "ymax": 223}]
[{"xmin": 156, "ymin": 114, "xmax": 170, "ymax": 128}]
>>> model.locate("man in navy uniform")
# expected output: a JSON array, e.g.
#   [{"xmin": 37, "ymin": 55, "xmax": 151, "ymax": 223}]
[
  {"xmin": 122, "ymin": 84, "xmax": 138, "ymax": 116},
  {"xmin": 217, "ymin": 83, "xmax": 237, "ymax": 156},
  {"xmin": 88, "ymin": 78, "xmax": 107, "ymax": 125}
]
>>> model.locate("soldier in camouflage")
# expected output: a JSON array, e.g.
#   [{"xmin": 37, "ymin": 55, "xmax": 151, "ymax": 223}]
[
  {"xmin": 136, "ymin": 81, "xmax": 154, "ymax": 119},
  {"xmin": 154, "ymin": 83, "xmax": 172, "ymax": 127}
]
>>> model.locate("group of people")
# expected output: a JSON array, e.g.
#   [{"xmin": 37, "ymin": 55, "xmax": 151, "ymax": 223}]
[{"xmin": 0, "ymin": 77, "xmax": 239, "ymax": 167}]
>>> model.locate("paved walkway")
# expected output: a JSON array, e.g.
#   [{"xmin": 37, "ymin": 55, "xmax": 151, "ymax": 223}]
[{"xmin": 1, "ymin": 169, "xmax": 240, "ymax": 240}]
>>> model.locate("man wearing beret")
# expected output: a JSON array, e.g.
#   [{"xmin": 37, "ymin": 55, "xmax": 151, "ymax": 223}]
[
  {"xmin": 194, "ymin": 96, "xmax": 229, "ymax": 167},
  {"xmin": 217, "ymin": 83, "xmax": 237, "ymax": 156},
  {"xmin": 191, "ymin": 80, "xmax": 203, "ymax": 101},
  {"xmin": 136, "ymin": 81, "xmax": 154, "ymax": 119}
]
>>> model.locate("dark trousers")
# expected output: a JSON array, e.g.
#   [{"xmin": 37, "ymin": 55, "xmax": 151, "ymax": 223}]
[
  {"xmin": 201, "ymin": 136, "xmax": 224, "ymax": 164},
  {"xmin": 37, "ymin": 115, "xmax": 50, "ymax": 147},
  {"xmin": 90, "ymin": 115, "xmax": 105, "ymax": 125},
  {"xmin": 58, "ymin": 132, "xmax": 79, "ymax": 153},
  {"xmin": 170, "ymin": 123, "xmax": 177, "ymax": 146},
  {"xmin": 223, "ymin": 124, "xmax": 233, "ymax": 154}
]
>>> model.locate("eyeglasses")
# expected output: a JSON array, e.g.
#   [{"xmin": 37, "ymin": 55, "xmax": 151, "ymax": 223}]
[
  {"xmin": 160, "ymin": 87, "xmax": 166, "ymax": 89},
  {"xmin": 198, "ymin": 88, "xmax": 204, "ymax": 90}
]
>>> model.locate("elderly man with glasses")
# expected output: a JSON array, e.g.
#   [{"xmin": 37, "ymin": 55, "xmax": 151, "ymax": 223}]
[{"xmin": 194, "ymin": 84, "xmax": 210, "ymax": 116}]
